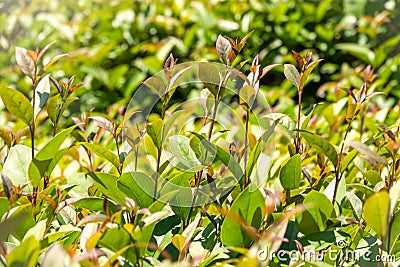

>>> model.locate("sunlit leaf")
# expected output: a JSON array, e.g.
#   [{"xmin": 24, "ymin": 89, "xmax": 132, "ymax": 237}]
[
  {"xmin": 15, "ymin": 47, "xmax": 35, "ymax": 79},
  {"xmin": 363, "ymin": 191, "xmax": 389, "ymax": 238},
  {"xmin": 0, "ymin": 85, "xmax": 33, "ymax": 126},
  {"xmin": 280, "ymin": 154, "xmax": 301, "ymax": 190},
  {"xmin": 302, "ymin": 131, "xmax": 338, "ymax": 167},
  {"xmin": 283, "ymin": 64, "xmax": 301, "ymax": 90}
]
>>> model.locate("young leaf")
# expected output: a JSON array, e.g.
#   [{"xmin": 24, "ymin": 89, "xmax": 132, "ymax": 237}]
[
  {"xmin": 280, "ymin": 154, "xmax": 301, "ymax": 190},
  {"xmin": 47, "ymin": 95, "xmax": 60, "ymax": 124},
  {"xmin": 80, "ymin": 142, "xmax": 119, "ymax": 170},
  {"xmin": 15, "ymin": 47, "xmax": 35, "ymax": 79},
  {"xmin": 216, "ymin": 35, "xmax": 232, "ymax": 65},
  {"xmin": 362, "ymin": 191, "xmax": 389, "ymax": 238},
  {"xmin": 300, "ymin": 59, "xmax": 323, "ymax": 88},
  {"xmin": 302, "ymin": 131, "xmax": 338, "ymax": 167},
  {"xmin": 90, "ymin": 116, "xmax": 115, "ymax": 135},
  {"xmin": 221, "ymin": 184, "xmax": 265, "ymax": 247},
  {"xmin": 42, "ymin": 53, "xmax": 69, "ymax": 72},
  {"xmin": 348, "ymin": 141, "xmax": 387, "ymax": 166},
  {"xmin": 283, "ymin": 64, "xmax": 301, "ymax": 90},
  {"xmin": 0, "ymin": 85, "xmax": 33, "ymax": 126},
  {"xmin": 246, "ymin": 124, "xmax": 276, "ymax": 178}
]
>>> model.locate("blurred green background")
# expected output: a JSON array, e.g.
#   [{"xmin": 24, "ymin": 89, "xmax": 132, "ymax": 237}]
[{"xmin": 0, "ymin": 0, "xmax": 399, "ymax": 115}]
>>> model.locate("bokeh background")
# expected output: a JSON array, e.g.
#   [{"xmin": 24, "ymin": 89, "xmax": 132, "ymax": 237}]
[{"xmin": 0, "ymin": 0, "xmax": 399, "ymax": 116}]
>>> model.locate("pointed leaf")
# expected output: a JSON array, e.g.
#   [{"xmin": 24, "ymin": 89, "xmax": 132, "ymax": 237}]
[
  {"xmin": 300, "ymin": 59, "xmax": 323, "ymax": 88},
  {"xmin": 280, "ymin": 154, "xmax": 301, "ymax": 190},
  {"xmin": 216, "ymin": 35, "xmax": 232, "ymax": 64},
  {"xmin": 0, "ymin": 85, "xmax": 33, "ymax": 126},
  {"xmin": 29, "ymin": 125, "xmax": 77, "ymax": 186},
  {"xmin": 302, "ymin": 131, "xmax": 338, "ymax": 167},
  {"xmin": 283, "ymin": 64, "xmax": 300, "ymax": 90},
  {"xmin": 147, "ymin": 119, "xmax": 164, "ymax": 150},
  {"xmin": 15, "ymin": 47, "xmax": 35, "ymax": 78},
  {"xmin": 363, "ymin": 191, "xmax": 389, "ymax": 238},
  {"xmin": 198, "ymin": 62, "xmax": 221, "ymax": 96},
  {"xmin": 42, "ymin": 53, "xmax": 68, "ymax": 72},
  {"xmin": 80, "ymin": 142, "xmax": 119, "ymax": 169},
  {"xmin": 90, "ymin": 116, "xmax": 115, "ymax": 135},
  {"xmin": 143, "ymin": 76, "xmax": 166, "ymax": 98},
  {"xmin": 348, "ymin": 141, "xmax": 387, "ymax": 166},
  {"xmin": 221, "ymin": 185, "xmax": 265, "ymax": 247}
]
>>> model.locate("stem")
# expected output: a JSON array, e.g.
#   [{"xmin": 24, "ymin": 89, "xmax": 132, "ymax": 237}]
[
  {"xmin": 186, "ymin": 68, "xmax": 229, "ymax": 226},
  {"xmin": 153, "ymin": 147, "xmax": 162, "ymax": 201},
  {"xmin": 115, "ymin": 134, "xmax": 122, "ymax": 175},
  {"xmin": 243, "ymin": 108, "xmax": 250, "ymax": 188},
  {"xmin": 295, "ymin": 91, "xmax": 302, "ymax": 154},
  {"xmin": 332, "ymin": 119, "xmax": 353, "ymax": 206}
]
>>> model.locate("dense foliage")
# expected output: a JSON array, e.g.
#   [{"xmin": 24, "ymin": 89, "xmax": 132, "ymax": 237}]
[{"xmin": 0, "ymin": 0, "xmax": 399, "ymax": 266}]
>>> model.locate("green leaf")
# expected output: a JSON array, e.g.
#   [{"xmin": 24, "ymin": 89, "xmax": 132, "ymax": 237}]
[
  {"xmin": 348, "ymin": 140, "xmax": 387, "ymax": 166},
  {"xmin": 302, "ymin": 131, "xmax": 338, "ymax": 167},
  {"xmin": 33, "ymin": 74, "xmax": 50, "ymax": 119},
  {"xmin": 198, "ymin": 62, "xmax": 221, "ymax": 96},
  {"xmin": 238, "ymin": 85, "xmax": 256, "ymax": 108},
  {"xmin": 279, "ymin": 154, "xmax": 301, "ymax": 190},
  {"xmin": 147, "ymin": 119, "xmax": 164, "ymax": 150},
  {"xmin": 29, "ymin": 125, "xmax": 76, "ymax": 186},
  {"xmin": 2, "ymin": 144, "xmax": 31, "ymax": 189},
  {"xmin": 47, "ymin": 95, "xmax": 59, "ymax": 124},
  {"xmin": 191, "ymin": 132, "xmax": 243, "ymax": 182},
  {"xmin": 300, "ymin": 59, "xmax": 323, "ymax": 88},
  {"xmin": 7, "ymin": 236, "xmax": 40, "ymax": 267},
  {"xmin": 221, "ymin": 184, "xmax": 265, "ymax": 247},
  {"xmin": 363, "ymin": 170, "xmax": 382, "ymax": 186},
  {"xmin": 80, "ymin": 142, "xmax": 119, "ymax": 169},
  {"xmin": 168, "ymin": 135, "xmax": 201, "ymax": 169},
  {"xmin": 246, "ymin": 124, "xmax": 276, "ymax": 178},
  {"xmin": 117, "ymin": 172, "xmax": 154, "ymax": 208},
  {"xmin": 283, "ymin": 64, "xmax": 300, "ymax": 90},
  {"xmin": 362, "ymin": 191, "xmax": 389, "ymax": 238},
  {"xmin": 0, "ymin": 85, "xmax": 33, "ymax": 126},
  {"xmin": 296, "ymin": 190, "xmax": 333, "ymax": 235},
  {"xmin": 143, "ymin": 76, "xmax": 165, "ymax": 98},
  {"xmin": 0, "ymin": 212, "xmax": 29, "ymax": 242},
  {"xmin": 346, "ymin": 192, "xmax": 363, "ymax": 220},
  {"xmin": 88, "ymin": 172, "xmax": 126, "ymax": 205},
  {"xmin": 336, "ymin": 43, "xmax": 374, "ymax": 64}
]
